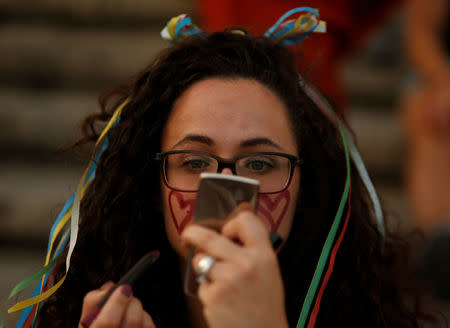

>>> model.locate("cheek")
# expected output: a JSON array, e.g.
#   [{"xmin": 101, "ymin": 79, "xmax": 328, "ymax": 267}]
[
  {"xmin": 162, "ymin": 187, "xmax": 197, "ymax": 258},
  {"xmin": 166, "ymin": 189, "xmax": 294, "ymax": 235},
  {"xmin": 164, "ymin": 189, "xmax": 197, "ymax": 235},
  {"xmin": 257, "ymin": 171, "xmax": 300, "ymax": 238},
  {"xmin": 257, "ymin": 190, "xmax": 292, "ymax": 233}
]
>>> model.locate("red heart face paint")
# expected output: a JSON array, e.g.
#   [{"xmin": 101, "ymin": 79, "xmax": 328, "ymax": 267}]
[
  {"xmin": 168, "ymin": 190, "xmax": 196, "ymax": 234},
  {"xmin": 169, "ymin": 189, "xmax": 292, "ymax": 234},
  {"xmin": 258, "ymin": 190, "xmax": 291, "ymax": 232}
]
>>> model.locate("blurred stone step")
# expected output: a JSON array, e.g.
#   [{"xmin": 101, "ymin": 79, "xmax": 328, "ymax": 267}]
[
  {"xmin": 0, "ymin": 0, "xmax": 194, "ymax": 26},
  {"xmin": 349, "ymin": 109, "xmax": 405, "ymax": 179},
  {"xmin": 0, "ymin": 89, "xmax": 97, "ymax": 155},
  {"xmin": 0, "ymin": 25, "xmax": 168, "ymax": 90},
  {"xmin": 342, "ymin": 60, "xmax": 405, "ymax": 109},
  {"xmin": 0, "ymin": 23, "xmax": 405, "ymax": 99},
  {"xmin": 0, "ymin": 163, "xmax": 82, "ymax": 242}
]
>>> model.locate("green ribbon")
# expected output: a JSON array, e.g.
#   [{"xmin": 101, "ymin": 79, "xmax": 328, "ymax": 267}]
[
  {"xmin": 296, "ymin": 93, "xmax": 351, "ymax": 328},
  {"xmin": 0, "ymin": 254, "xmax": 62, "ymax": 327}
]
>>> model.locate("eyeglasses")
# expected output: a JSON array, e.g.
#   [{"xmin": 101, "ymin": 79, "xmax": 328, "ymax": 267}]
[{"xmin": 155, "ymin": 150, "xmax": 302, "ymax": 193}]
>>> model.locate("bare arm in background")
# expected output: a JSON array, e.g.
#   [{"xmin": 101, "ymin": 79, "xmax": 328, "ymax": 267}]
[
  {"xmin": 401, "ymin": 0, "xmax": 450, "ymax": 228},
  {"xmin": 405, "ymin": 0, "xmax": 449, "ymax": 85}
]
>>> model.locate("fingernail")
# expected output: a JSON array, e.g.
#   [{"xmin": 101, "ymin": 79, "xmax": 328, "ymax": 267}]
[
  {"xmin": 121, "ymin": 284, "xmax": 133, "ymax": 297},
  {"xmin": 270, "ymin": 232, "xmax": 283, "ymax": 250},
  {"xmin": 80, "ymin": 306, "xmax": 101, "ymax": 327},
  {"xmin": 99, "ymin": 281, "xmax": 114, "ymax": 290}
]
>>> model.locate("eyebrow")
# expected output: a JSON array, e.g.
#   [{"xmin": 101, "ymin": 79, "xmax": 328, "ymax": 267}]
[
  {"xmin": 172, "ymin": 134, "xmax": 283, "ymax": 150},
  {"xmin": 172, "ymin": 134, "xmax": 215, "ymax": 148},
  {"xmin": 240, "ymin": 137, "xmax": 283, "ymax": 150}
]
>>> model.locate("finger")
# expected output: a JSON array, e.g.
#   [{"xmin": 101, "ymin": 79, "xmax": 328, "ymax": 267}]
[
  {"xmin": 79, "ymin": 281, "xmax": 115, "ymax": 324},
  {"xmin": 221, "ymin": 209, "xmax": 271, "ymax": 249},
  {"xmin": 90, "ymin": 284, "xmax": 133, "ymax": 327},
  {"xmin": 192, "ymin": 252, "xmax": 218, "ymax": 278},
  {"xmin": 182, "ymin": 225, "xmax": 242, "ymax": 260},
  {"xmin": 227, "ymin": 202, "xmax": 255, "ymax": 220},
  {"xmin": 192, "ymin": 252, "xmax": 231, "ymax": 282},
  {"xmin": 120, "ymin": 297, "xmax": 143, "ymax": 328}
]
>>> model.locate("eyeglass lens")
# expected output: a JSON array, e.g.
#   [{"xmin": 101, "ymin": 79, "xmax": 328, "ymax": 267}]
[{"xmin": 164, "ymin": 152, "xmax": 292, "ymax": 193}]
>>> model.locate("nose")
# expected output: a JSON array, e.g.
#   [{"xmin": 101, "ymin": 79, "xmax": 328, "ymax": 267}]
[{"xmin": 220, "ymin": 168, "xmax": 233, "ymax": 175}]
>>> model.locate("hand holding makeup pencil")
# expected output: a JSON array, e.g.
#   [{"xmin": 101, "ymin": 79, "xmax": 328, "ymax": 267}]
[
  {"xmin": 78, "ymin": 251, "xmax": 159, "ymax": 328},
  {"xmin": 78, "ymin": 282, "xmax": 155, "ymax": 328}
]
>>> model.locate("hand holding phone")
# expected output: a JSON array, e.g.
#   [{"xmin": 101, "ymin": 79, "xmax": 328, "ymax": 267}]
[{"xmin": 183, "ymin": 173, "xmax": 260, "ymax": 295}]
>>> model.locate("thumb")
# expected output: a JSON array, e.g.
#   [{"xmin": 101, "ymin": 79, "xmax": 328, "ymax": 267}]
[
  {"xmin": 79, "ymin": 281, "xmax": 115, "ymax": 324},
  {"xmin": 222, "ymin": 203, "xmax": 270, "ymax": 249}
]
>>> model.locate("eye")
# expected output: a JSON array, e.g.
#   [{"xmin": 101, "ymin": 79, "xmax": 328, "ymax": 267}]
[
  {"xmin": 242, "ymin": 157, "xmax": 274, "ymax": 173},
  {"xmin": 180, "ymin": 155, "xmax": 215, "ymax": 173},
  {"xmin": 183, "ymin": 158, "xmax": 209, "ymax": 169}
]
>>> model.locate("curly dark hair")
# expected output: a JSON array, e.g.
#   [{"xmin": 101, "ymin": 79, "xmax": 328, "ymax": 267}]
[{"xmin": 36, "ymin": 31, "xmax": 439, "ymax": 327}]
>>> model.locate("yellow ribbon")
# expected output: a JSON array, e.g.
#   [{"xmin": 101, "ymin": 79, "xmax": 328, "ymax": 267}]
[
  {"xmin": 168, "ymin": 16, "xmax": 183, "ymax": 40},
  {"xmin": 8, "ymin": 276, "xmax": 66, "ymax": 314},
  {"xmin": 274, "ymin": 13, "xmax": 314, "ymax": 43}
]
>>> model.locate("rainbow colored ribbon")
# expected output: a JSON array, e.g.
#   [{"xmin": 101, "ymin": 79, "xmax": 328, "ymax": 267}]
[
  {"xmin": 161, "ymin": 8, "xmax": 326, "ymax": 45},
  {"xmin": 296, "ymin": 79, "xmax": 385, "ymax": 325},
  {"xmin": 161, "ymin": 14, "xmax": 206, "ymax": 42},
  {"xmin": 264, "ymin": 7, "xmax": 326, "ymax": 45},
  {"xmin": 2, "ymin": 98, "xmax": 130, "ymax": 328}
]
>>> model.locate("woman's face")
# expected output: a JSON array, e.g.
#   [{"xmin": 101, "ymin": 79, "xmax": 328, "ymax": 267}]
[{"xmin": 161, "ymin": 78, "xmax": 300, "ymax": 257}]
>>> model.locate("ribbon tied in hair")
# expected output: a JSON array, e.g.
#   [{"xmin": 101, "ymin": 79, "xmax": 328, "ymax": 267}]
[
  {"xmin": 161, "ymin": 14, "xmax": 206, "ymax": 42},
  {"xmin": 161, "ymin": 8, "xmax": 326, "ymax": 45}
]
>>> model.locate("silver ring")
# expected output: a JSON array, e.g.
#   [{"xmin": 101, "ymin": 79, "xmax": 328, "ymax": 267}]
[{"xmin": 196, "ymin": 255, "xmax": 216, "ymax": 283}]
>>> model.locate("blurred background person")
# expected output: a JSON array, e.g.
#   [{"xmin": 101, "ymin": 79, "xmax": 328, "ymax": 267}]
[
  {"xmin": 400, "ymin": 0, "xmax": 450, "ymax": 301},
  {"xmin": 400, "ymin": 0, "xmax": 450, "ymax": 231}
]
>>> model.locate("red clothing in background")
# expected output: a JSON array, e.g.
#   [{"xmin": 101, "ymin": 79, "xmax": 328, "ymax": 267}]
[{"xmin": 196, "ymin": 0, "xmax": 402, "ymax": 113}]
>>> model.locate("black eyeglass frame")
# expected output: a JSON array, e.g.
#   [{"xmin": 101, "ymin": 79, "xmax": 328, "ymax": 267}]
[{"xmin": 155, "ymin": 150, "xmax": 303, "ymax": 194}]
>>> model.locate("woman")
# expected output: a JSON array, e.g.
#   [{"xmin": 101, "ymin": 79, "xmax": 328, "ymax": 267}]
[{"xmin": 11, "ymin": 12, "xmax": 438, "ymax": 328}]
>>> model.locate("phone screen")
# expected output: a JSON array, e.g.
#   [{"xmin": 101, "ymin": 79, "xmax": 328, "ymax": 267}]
[{"xmin": 183, "ymin": 173, "xmax": 259, "ymax": 296}]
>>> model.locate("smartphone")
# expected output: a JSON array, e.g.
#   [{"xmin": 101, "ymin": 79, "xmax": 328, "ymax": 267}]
[{"xmin": 183, "ymin": 173, "xmax": 259, "ymax": 296}]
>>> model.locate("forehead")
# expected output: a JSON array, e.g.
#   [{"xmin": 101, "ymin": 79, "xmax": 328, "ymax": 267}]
[{"xmin": 161, "ymin": 78, "xmax": 297, "ymax": 153}]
